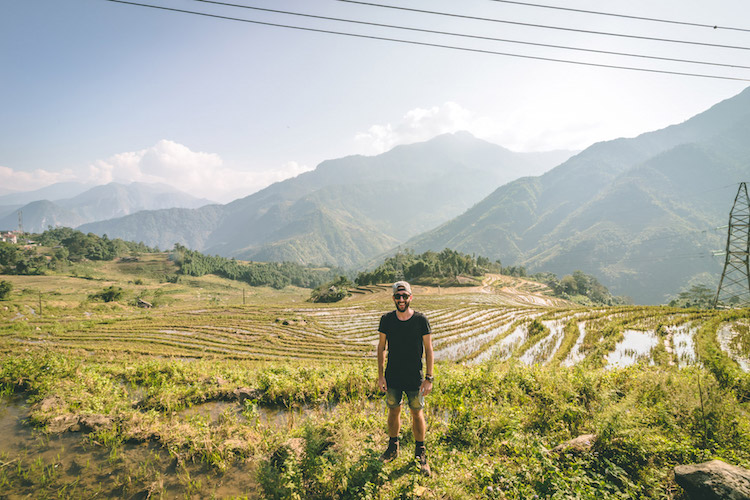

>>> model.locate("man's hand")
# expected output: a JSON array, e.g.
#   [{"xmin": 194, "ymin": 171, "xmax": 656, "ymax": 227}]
[
  {"xmin": 378, "ymin": 375, "xmax": 387, "ymax": 392},
  {"xmin": 419, "ymin": 379, "xmax": 433, "ymax": 396}
]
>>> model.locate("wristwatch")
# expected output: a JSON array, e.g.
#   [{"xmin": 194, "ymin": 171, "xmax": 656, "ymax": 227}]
[{"xmin": 425, "ymin": 375, "xmax": 434, "ymax": 382}]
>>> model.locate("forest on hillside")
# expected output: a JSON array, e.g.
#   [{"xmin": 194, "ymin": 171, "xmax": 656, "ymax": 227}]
[
  {"xmin": 353, "ymin": 249, "xmax": 624, "ymax": 306},
  {"xmin": 170, "ymin": 244, "xmax": 342, "ymax": 289},
  {"xmin": 0, "ymin": 227, "xmax": 155, "ymax": 275},
  {"xmin": 0, "ymin": 229, "xmax": 670, "ymax": 307}
]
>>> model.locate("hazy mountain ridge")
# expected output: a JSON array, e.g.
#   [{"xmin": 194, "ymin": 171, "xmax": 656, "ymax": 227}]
[
  {"xmin": 26, "ymin": 86, "xmax": 750, "ymax": 303},
  {"xmin": 79, "ymin": 133, "xmax": 570, "ymax": 263},
  {"xmin": 404, "ymin": 86, "xmax": 750, "ymax": 303},
  {"xmin": 0, "ymin": 182, "xmax": 94, "ymax": 206},
  {"xmin": 80, "ymin": 205, "xmax": 225, "ymax": 251},
  {"xmin": 0, "ymin": 182, "xmax": 215, "ymax": 233}
]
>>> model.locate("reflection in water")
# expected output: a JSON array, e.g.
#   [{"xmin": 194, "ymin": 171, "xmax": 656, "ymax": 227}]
[
  {"xmin": 671, "ymin": 324, "xmax": 698, "ymax": 368},
  {"xmin": 485, "ymin": 324, "xmax": 528, "ymax": 363},
  {"xmin": 0, "ymin": 398, "xmax": 259, "ymax": 498},
  {"xmin": 717, "ymin": 323, "xmax": 750, "ymax": 372},
  {"xmin": 520, "ymin": 320, "xmax": 565, "ymax": 366},
  {"xmin": 605, "ymin": 330, "xmax": 659, "ymax": 369},
  {"xmin": 562, "ymin": 322, "xmax": 587, "ymax": 367},
  {"xmin": 0, "ymin": 397, "xmax": 387, "ymax": 498}
]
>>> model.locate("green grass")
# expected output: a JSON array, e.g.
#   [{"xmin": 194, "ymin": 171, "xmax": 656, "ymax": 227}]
[
  {"xmin": 2, "ymin": 352, "xmax": 749, "ymax": 499},
  {"xmin": 1, "ymin": 255, "xmax": 750, "ymax": 498}
]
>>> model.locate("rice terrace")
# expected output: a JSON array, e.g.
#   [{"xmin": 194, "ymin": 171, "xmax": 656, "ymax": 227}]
[{"xmin": 1, "ymin": 250, "xmax": 750, "ymax": 499}]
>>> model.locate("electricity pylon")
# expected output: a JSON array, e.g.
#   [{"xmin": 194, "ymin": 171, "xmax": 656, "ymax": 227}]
[{"xmin": 714, "ymin": 182, "xmax": 750, "ymax": 308}]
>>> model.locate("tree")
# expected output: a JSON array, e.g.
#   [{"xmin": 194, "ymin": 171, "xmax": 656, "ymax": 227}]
[
  {"xmin": 0, "ymin": 280, "xmax": 12, "ymax": 300},
  {"xmin": 669, "ymin": 284, "xmax": 715, "ymax": 309},
  {"xmin": 0, "ymin": 241, "xmax": 19, "ymax": 271}
]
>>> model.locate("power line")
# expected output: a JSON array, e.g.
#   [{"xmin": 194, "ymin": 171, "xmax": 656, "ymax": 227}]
[
  {"xmin": 102, "ymin": 0, "xmax": 750, "ymax": 82},
  {"xmin": 337, "ymin": 0, "xmax": 750, "ymax": 51},
  {"xmin": 486, "ymin": 0, "xmax": 750, "ymax": 34},
  {"xmin": 183, "ymin": 0, "xmax": 750, "ymax": 71}
]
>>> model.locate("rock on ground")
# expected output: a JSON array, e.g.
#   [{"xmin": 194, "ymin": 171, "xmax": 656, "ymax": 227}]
[{"xmin": 674, "ymin": 459, "xmax": 750, "ymax": 500}]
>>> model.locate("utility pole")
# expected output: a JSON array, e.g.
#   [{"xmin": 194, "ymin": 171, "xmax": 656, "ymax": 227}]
[{"xmin": 714, "ymin": 182, "xmax": 750, "ymax": 308}]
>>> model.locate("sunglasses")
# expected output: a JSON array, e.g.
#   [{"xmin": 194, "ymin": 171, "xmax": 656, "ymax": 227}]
[{"xmin": 393, "ymin": 293, "xmax": 410, "ymax": 300}]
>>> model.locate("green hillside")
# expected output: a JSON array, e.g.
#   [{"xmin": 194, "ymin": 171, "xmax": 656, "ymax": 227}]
[
  {"xmin": 405, "ymin": 87, "xmax": 750, "ymax": 304},
  {"xmin": 79, "ymin": 133, "xmax": 570, "ymax": 267}
]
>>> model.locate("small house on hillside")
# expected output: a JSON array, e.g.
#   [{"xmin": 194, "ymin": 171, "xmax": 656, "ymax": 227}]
[{"xmin": 1, "ymin": 232, "xmax": 18, "ymax": 244}]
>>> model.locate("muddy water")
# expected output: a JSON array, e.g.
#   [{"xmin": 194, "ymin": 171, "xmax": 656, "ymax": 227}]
[
  {"xmin": 0, "ymin": 398, "xmax": 260, "ymax": 499},
  {"xmin": 0, "ymin": 397, "xmax": 388, "ymax": 499}
]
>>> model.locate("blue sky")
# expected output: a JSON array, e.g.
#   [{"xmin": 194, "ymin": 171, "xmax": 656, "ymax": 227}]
[{"xmin": 2, "ymin": 0, "xmax": 749, "ymax": 202}]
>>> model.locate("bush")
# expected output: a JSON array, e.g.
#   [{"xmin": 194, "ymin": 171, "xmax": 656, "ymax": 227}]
[
  {"xmin": 89, "ymin": 286, "xmax": 125, "ymax": 303},
  {"xmin": 310, "ymin": 276, "xmax": 352, "ymax": 303},
  {"xmin": 0, "ymin": 280, "xmax": 12, "ymax": 300}
]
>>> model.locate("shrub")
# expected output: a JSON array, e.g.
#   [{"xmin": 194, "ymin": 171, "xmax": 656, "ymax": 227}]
[
  {"xmin": 310, "ymin": 276, "xmax": 352, "ymax": 303},
  {"xmin": 0, "ymin": 280, "xmax": 12, "ymax": 300},
  {"xmin": 89, "ymin": 285, "xmax": 125, "ymax": 303}
]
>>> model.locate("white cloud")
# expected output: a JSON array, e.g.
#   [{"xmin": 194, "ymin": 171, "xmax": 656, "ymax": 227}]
[
  {"xmin": 353, "ymin": 101, "xmax": 603, "ymax": 154},
  {"xmin": 0, "ymin": 165, "xmax": 77, "ymax": 192},
  {"xmin": 355, "ymin": 102, "xmax": 478, "ymax": 154},
  {"xmin": 85, "ymin": 140, "xmax": 314, "ymax": 202},
  {"xmin": 3, "ymin": 141, "xmax": 314, "ymax": 203},
  {"xmin": 87, "ymin": 140, "xmax": 224, "ymax": 189}
]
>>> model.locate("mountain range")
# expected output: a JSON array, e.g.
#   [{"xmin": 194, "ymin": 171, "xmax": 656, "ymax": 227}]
[
  {"xmin": 404, "ymin": 87, "xmax": 750, "ymax": 303},
  {"xmin": 0, "ymin": 183, "xmax": 215, "ymax": 233},
  {"xmin": 78, "ymin": 135, "xmax": 571, "ymax": 265},
  {"xmin": 7, "ymin": 86, "xmax": 750, "ymax": 303}
]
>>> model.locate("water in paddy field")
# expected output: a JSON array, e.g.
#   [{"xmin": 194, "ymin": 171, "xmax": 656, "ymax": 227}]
[
  {"xmin": 0, "ymin": 398, "xmax": 260, "ymax": 498},
  {"xmin": 605, "ymin": 330, "xmax": 659, "ymax": 369},
  {"xmin": 562, "ymin": 321, "xmax": 587, "ymax": 367},
  {"xmin": 671, "ymin": 324, "xmax": 698, "ymax": 368},
  {"xmin": 438, "ymin": 321, "xmax": 515, "ymax": 362},
  {"xmin": 519, "ymin": 320, "xmax": 565, "ymax": 366},
  {"xmin": 486, "ymin": 323, "xmax": 529, "ymax": 363},
  {"xmin": 717, "ymin": 323, "xmax": 750, "ymax": 372},
  {"xmin": 0, "ymin": 396, "xmax": 391, "ymax": 498}
]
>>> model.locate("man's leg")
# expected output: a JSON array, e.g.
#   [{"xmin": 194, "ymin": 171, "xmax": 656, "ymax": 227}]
[
  {"xmin": 388, "ymin": 405, "xmax": 402, "ymax": 438},
  {"xmin": 410, "ymin": 407, "xmax": 425, "ymax": 442},
  {"xmin": 381, "ymin": 389, "xmax": 402, "ymax": 462},
  {"xmin": 410, "ymin": 405, "xmax": 431, "ymax": 476}
]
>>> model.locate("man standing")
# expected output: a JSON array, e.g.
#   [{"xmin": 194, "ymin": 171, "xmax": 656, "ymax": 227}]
[{"xmin": 377, "ymin": 280, "xmax": 434, "ymax": 476}]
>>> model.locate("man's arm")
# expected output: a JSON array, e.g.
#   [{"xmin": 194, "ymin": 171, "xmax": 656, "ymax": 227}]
[
  {"xmin": 377, "ymin": 332, "xmax": 388, "ymax": 392},
  {"xmin": 420, "ymin": 333, "xmax": 434, "ymax": 396}
]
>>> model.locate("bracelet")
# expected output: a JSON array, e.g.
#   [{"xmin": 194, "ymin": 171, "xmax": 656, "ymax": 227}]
[{"xmin": 425, "ymin": 375, "xmax": 434, "ymax": 382}]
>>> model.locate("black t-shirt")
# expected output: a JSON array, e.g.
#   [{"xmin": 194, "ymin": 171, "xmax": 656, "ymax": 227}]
[{"xmin": 379, "ymin": 310, "xmax": 431, "ymax": 390}]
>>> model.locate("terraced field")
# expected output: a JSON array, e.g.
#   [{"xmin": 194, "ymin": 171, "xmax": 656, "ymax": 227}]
[
  {"xmin": 2, "ymin": 265, "xmax": 750, "ymax": 499},
  {"xmin": 2, "ymin": 276, "xmax": 748, "ymax": 374}
]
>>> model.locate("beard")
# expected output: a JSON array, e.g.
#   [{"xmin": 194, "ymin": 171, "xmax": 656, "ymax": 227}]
[{"xmin": 396, "ymin": 300, "xmax": 410, "ymax": 312}]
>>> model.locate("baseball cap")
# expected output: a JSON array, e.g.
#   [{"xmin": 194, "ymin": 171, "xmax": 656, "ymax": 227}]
[{"xmin": 392, "ymin": 281, "xmax": 412, "ymax": 295}]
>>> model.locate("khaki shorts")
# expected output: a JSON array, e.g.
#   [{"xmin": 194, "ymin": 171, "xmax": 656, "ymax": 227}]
[{"xmin": 386, "ymin": 387, "xmax": 424, "ymax": 411}]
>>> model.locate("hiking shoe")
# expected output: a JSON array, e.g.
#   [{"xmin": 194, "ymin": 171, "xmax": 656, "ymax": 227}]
[
  {"xmin": 380, "ymin": 441, "xmax": 399, "ymax": 462},
  {"xmin": 416, "ymin": 447, "xmax": 431, "ymax": 476}
]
